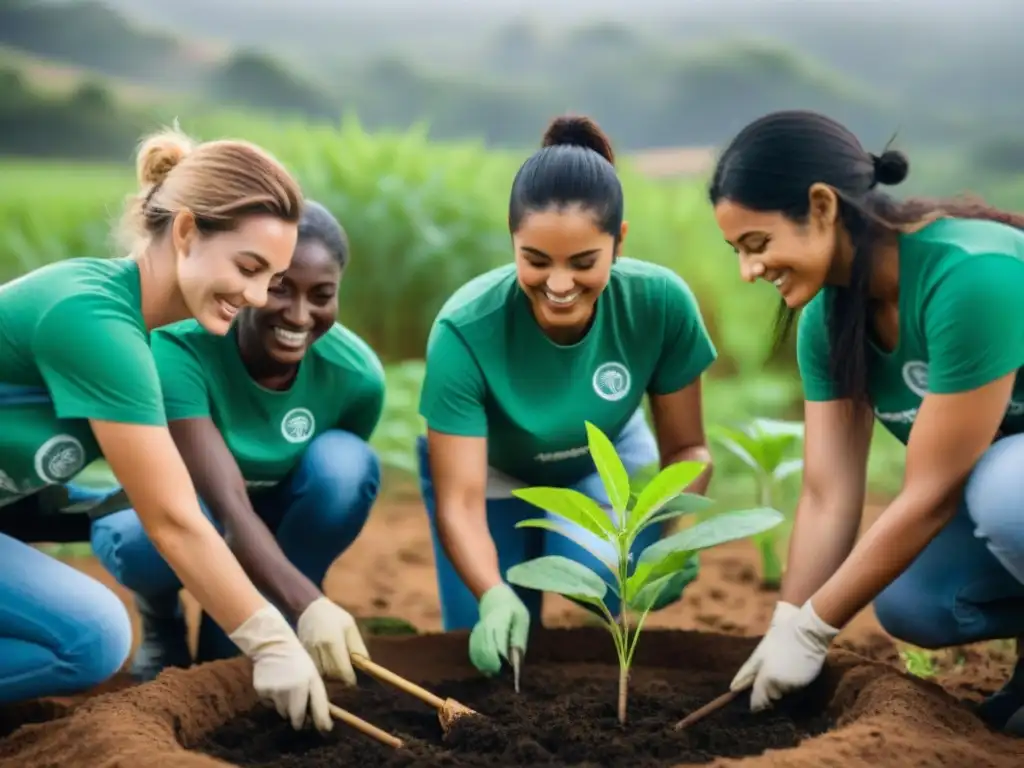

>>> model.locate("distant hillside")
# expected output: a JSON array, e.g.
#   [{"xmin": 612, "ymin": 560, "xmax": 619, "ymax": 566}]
[{"xmin": 0, "ymin": 0, "xmax": 337, "ymax": 120}]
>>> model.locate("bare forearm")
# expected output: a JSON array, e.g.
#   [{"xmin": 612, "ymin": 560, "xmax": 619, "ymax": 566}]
[
  {"xmin": 779, "ymin": 494, "xmax": 862, "ymax": 607},
  {"xmin": 220, "ymin": 503, "xmax": 321, "ymax": 621},
  {"xmin": 812, "ymin": 493, "xmax": 955, "ymax": 628},
  {"xmin": 149, "ymin": 514, "xmax": 268, "ymax": 633},
  {"xmin": 436, "ymin": 503, "xmax": 501, "ymax": 599}
]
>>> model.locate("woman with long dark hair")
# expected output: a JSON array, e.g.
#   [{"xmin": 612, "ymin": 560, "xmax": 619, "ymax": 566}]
[{"xmin": 710, "ymin": 110, "xmax": 1024, "ymax": 735}]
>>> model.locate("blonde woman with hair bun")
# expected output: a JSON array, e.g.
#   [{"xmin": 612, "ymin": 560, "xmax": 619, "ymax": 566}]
[{"xmin": 0, "ymin": 125, "xmax": 346, "ymax": 732}]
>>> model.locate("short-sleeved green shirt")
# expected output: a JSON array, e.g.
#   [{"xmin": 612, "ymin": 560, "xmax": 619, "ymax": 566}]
[
  {"xmin": 0, "ymin": 258, "xmax": 166, "ymax": 508},
  {"xmin": 797, "ymin": 217, "xmax": 1024, "ymax": 444},
  {"xmin": 152, "ymin": 320, "xmax": 385, "ymax": 489},
  {"xmin": 418, "ymin": 257, "xmax": 717, "ymax": 487}
]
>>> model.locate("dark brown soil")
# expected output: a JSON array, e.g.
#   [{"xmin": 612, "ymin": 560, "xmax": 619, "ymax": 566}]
[
  {"xmin": 196, "ymin": 661, "xmax": 830, "ymax": 767},
  {"xmin": 3, "ymin": 499, "xmax": 1023, "ymax": 767},
  {"xmin": 2, "ymin": 627, "xmax": 1022, "ymax": 768}
]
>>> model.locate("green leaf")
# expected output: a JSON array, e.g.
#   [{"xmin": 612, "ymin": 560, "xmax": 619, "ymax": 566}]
[
  {"xmin": 709, "ymin": 425, "xmax": 763, "ymax": 471},
  {"xmin": 506, "ymin": 556, "xmax": 608, "ymax": 608},
  {"xmin": 629, "ymin": 461, "xmax": 706, "ymax": 530},
  {"xmin": 511, "ymin": 486, "xmax": 616, "ymax": 539},
  {"xmin": 585, "ymin": 421, "xmax": 630, "ymax": 516},
  {"xmin": 639, "ymin": 508, "xmax": 784, "ymax": 564},
  {"xmin": 773, "ymin": 458, "xmax": 804, "ymax": 482},
  {"xmin": 628, "ymin": 563, "xmax": 698, "ymax": 613},
  {"xmin": 635, "ymin": 493, "xmax": 716, "ymax": 532},
  {"xmin": 514, "ymin": 519, "xmax": 618, "ymax": 572},
  {"xmin": 750, "ymin": 418, "xmax": 804, "ymax": 438}
]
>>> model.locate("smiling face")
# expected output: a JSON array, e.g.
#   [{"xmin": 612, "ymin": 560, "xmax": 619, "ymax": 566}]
[
  {"xmin": 236, "ymin": 238, "xmax": 342, "ymax": 366},
  {"xmin": 173, "ymin": 212, "xmax": 298, "ymax": 335},
  {"xmin": 513, "ymin": 205, "xmax": 626, "ymax": 341},
  {"xmin": 713, "ymin": 185, "xmax": 842, "ymax": 310}
]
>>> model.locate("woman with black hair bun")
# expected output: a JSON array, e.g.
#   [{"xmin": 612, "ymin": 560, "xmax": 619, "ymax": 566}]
[
  {"xmin": 417, "ymin": 114, "xmax": 718, "ymax": 682},
  {"xmin": 711, "ymin": 109, "xmax": 1024, "ymax": 736}
]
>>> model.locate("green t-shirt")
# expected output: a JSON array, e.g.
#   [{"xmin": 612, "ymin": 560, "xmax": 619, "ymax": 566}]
[
  {"xmin": 418, "ymin": 257, "xmax": 717, "ymax": 487},
  {"xmin": 0, "ymin": 257, "xmax": 166, "ymax": 508},
  {"xmin": 797, "ymin": 217, "xmax": 1024, "ymax": 444},
  {"xmin": 151, "ymin": 320, "xmax": 386, "ymax": 489}
]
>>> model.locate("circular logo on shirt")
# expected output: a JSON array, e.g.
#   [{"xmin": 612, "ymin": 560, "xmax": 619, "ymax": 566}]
[
  {"xmin": 34, "ymin": 435, "xmax": 86, "ymax": 484},
  {"xmin": 281, "ymin": 408, "xmax": 316, "ymax": 444},
  {"xmin": 592, "ymin": 362, "xmax": 631, "ymax": 402},
  {"xmin": 902, "ymin": 361, "xmax": 929, "ymax": 397}
]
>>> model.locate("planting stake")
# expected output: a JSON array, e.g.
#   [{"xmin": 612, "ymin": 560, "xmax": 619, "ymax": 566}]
[
  {"xmin": 672, "ymin": 684, "xmax": 749, "ymax": 731},
  {"xmin": 327, "ymin": 703, "xmax": 404, "ymax": 749},
  {"xmin": 350, "ymin": 653, "xmax": 477, "ymax": 735},
  {"xmin": 510, "ymin": 646, "xmax": 523, "ymax": 693}
]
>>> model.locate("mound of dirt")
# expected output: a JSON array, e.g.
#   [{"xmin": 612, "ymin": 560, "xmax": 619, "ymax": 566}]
[{"xmin": 1, "ymin": 627, "xmax": 1021, "ymax": 768}]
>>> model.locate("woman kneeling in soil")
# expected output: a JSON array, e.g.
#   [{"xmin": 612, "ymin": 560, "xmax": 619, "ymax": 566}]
[
  {"xmin": 417, "ymin": 114, "xmax": 717, "ymax": 678},
  {"xmin": 0, "ymin": 127, "xmax": 341, "ymax": 731},
  {"xmin": 91, "ymin": 201, "xmax": 383, "ymax": 687},
  {"xmin": 711, "ymin": 110, "xmax": 1024, "ymax": 735}
]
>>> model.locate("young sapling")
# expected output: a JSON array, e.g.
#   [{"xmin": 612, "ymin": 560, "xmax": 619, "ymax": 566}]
[
  {"xmin": 710, "ymin": 418, "xmax": 803, "ymax": 589},
  {"xmin": 505, "ymin": 421, "xmax": 784, "ymax": 725}
]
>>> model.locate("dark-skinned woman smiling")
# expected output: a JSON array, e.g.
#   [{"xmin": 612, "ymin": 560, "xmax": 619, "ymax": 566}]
[{"xmin": 91, "ymin": 200, "xmax": 386, "ymax": 688}]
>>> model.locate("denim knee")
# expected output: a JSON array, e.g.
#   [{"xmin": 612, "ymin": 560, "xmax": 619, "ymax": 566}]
[
  {"xmin": 964, "ymin": 435, "xmax": 1024, "ymax": 585},
  {"xmin": 61, "ymin": 583, "xmax": 134, "ymax": 689},
  {"xmin": 874, "ymin": 580, "xmax": 963, "ymax": 649},
  {"xmin": 90, "ymin": 509, "xmax": 181, "ymax": 596},
  {"xmin": 303, "ymin": 430, "xmax": 381, "ymax": 513}
]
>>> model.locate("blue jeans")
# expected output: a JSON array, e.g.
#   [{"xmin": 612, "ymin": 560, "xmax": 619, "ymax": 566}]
[
  {"xmin": 0, "ymin": 533, "xmax": 132, "ymax": 703},
  {"xmin": 874, "ymin": 434, "xmax": 1024, "ymax": 648},
  {"xmin": 418, "ymin": 409, "xmax": 696, "ymax": 631},
  {"xmin": 90, "ymin": 429, "xmax": 381, "ymax": 661}
]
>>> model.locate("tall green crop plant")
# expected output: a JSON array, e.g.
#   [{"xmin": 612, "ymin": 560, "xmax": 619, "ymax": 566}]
[
  {"xmin": 709, "ymin": 418, "xmax": 804, "ymax": 589},
  {"xmin": 505, "ymin": 421, "xmax": 784, "ymax": 725}
]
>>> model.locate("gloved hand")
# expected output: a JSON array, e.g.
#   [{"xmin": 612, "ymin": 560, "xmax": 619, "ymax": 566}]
[
  {"xmin": 730, "ymin": 599, "xmax": 839, "ymax": 712},
  {"xmin": 296, "ymin": 596, "xmax": 369, "ymax": 687},
  {"xmin": 230, "ymin": 603, "xmax": 333, "ymax": 732},
  {"xmin": 469, "ymin": 583, "xmax": 530, "ymax": 676}
]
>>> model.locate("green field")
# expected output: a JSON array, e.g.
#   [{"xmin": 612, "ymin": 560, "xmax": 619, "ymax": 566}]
[{"xmin": 0, "ymin": 115, "xmax": 932, "ymax": 521}]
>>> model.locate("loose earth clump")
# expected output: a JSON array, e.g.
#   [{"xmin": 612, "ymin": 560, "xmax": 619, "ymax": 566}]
[
  {"xmin": 197, "ymin": 662, "xmax": 829, "ymax": 767},
  {"xmin": 1, "ymin": 627, "xmax": 1023, "ymax": 768}
]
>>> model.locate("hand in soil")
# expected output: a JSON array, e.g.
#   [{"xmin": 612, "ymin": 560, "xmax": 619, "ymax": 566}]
[
  {"xmin": 297, "ymin": 597, "xmax": 369, "ymax": 686},
  {"xmin": 230, "ymin": 603, "xmax": 334, "ymax": 732},
  {"xmin": 731, "ymin": 599, "xmax": 839, "ymax": 712},
  {"xmin": 468, "ymin": 584, "xmax": 530, "ymax": 677}
]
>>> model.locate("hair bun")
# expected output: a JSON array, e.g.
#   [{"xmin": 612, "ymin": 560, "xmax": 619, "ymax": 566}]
[
  {"xmin": 871, "ymin": 149, "xmax": 909, "ymax": 187},
  {"xmin": 136, "ymin": 126, "xmax": 194, "ymax": 188},
  {"xmin": 541, "ymin": 114, "xmax": 615, "ymax": 165}
]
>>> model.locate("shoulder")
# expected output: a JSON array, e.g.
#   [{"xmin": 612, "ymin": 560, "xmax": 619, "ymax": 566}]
[
  {"xmin": 30, "ymin": 258, "xmax": 141, "ymax": 316},
  {"xmin": 906, "ymin": 218, "xmax": 1024, "ymax": 285},
  {"xmin": 430, "ymin": 263, "xmax": 518, "ymax": 336},
  {"xmin": 311, "ymin": 323, "xmax": 385, "ymax": 384},
  {"xmin": 29, "ymin": 259, "xmax": 146, "ymax": 342},
  {"xmin": 606, "ymin": 257, "xmax": 702, "ymax": 315},
  {"xmin": 150, "ymin": 319, "xmax": 215, "ymax": 359},
  {"xmin": 796, "ymin": 290, "xmax": 829, "ymax": 346}
]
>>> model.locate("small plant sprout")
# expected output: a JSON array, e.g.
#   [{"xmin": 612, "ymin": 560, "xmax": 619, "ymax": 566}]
[
  {"xmin": 505, "ymin": 421, "xmax": 784, "ymax": 726},
  {"xmin": 709, "ymin": 418, "xmax": 804, "ymax": 590}
]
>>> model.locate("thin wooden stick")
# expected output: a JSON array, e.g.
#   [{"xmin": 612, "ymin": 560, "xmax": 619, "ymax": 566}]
[
  {"xmin": 673, "ymin": 685, "xmax": 747, "ymax": 731},
  {"xmin": 327, "ymin": 703, "xmax": 403, "ymax": 749},
  {"xmin": 350, "ymin": 653, "xmax": 445, "ymax": 709}
]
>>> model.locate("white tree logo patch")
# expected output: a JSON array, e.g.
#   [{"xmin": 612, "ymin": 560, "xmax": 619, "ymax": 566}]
[
  {"xmin": 34, "ymin": 434, "xmax": 85, "ymax": 484},
  {"xmin": 281, "ymin": 408, "xmax": 315, "ymax": 444},
  {"xmin": 592, "ymin": 362, "xmax": 631, "ymax": 402},
  {"xmin": 902, "ymin": 361, "xmax": 929, "ymax": 398}
]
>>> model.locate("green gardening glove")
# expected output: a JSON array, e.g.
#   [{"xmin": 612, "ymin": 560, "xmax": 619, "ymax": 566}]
[{"xmin": 468, "ymin": 583, "xmax": 531, "ymax": 676}]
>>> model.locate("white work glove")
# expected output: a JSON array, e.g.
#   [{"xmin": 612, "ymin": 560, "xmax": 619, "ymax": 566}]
[
  {"xmin": 230, "ymin": 603, "xmax": 333, "ymax": 732},
  {"xmin": 730, "ymin": 599, "xmax": 839, "ymax": 712},
  {"xmin": 297, "ymin": 596, "xmax": 369, "ymax": 687}
]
